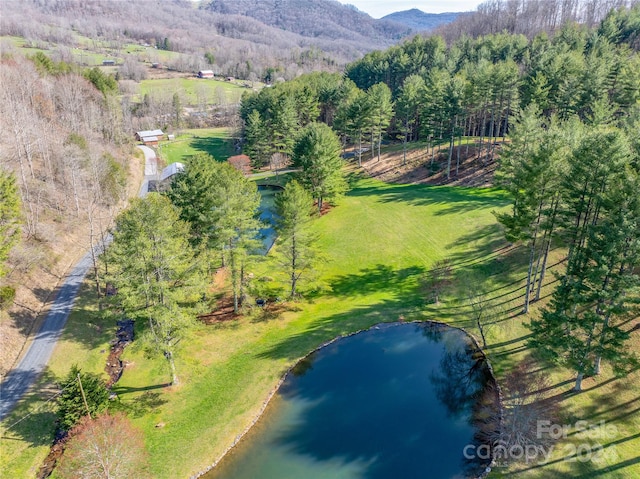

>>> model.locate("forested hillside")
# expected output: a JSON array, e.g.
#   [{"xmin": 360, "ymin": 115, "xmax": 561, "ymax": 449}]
[
  {"xmin": 0, "ymin": 0, "xmax": 415, "ymax": 81},
  {"xmin": 242, "ymin": 4, "xmax": 640, "ymax": 174},
  {"xmin": 382, "ymin": 9, "xmax": 464, "ymax": 31},
  {"xmin": 204, "ymin": 0, "xmax": 411, "ymax": 42},
  {"xmin": 435, "ymin": 0, "xmax": 640, "ymax": 41},
  {"xmin": 0, "ymin": 55, "xmax": 136, "ymax": 377}
]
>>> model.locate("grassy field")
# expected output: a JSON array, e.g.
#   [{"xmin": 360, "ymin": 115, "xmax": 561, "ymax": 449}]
[
  {"xmin": 158, "ymin": 128, "xmax": 236, "ymax": 164},
  {"xmin": 138, "ymin": 78, "xmax": 249, "ymax": 105},
  {"xmin": 0, "ymin": 288, "xmax": 115, "ymax": 478},
  {"xmin": 2, "ymin": 172, "xmax": 638, "ymax": 479}
]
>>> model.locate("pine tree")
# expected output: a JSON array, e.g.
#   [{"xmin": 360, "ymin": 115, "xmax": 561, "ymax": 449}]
[
  {"xmin": 529, "ymin": 127, "xmax": 639, "ymax": 391},
  {"xmin": 244, "ymin": 109, "xmax": 270, "ymax": 168},
  {"xmin": 292, "ymin": 122, "xmax": 347, "ymax": 212},
  {"xmin": 57, "ymin": 366, "xmax": 110, "ymax": 430},
  {"xmin": 495, "ymin": 105, "xmax": 566, "ymax": 313},
  {"xmin": 208, "ymin": 164, "xmax": 261, "ymax": 313},
  {"xmin": 104, "ymin": 194, "xmax": 204, "ymax": 385},
  {"xmin": 0, "ymin": 170, "xmax": 21, "ymax": 278},
  {"xmin": 274, "ymin": 180, "xmax": 317, "ymax": 298},
  {"xmin": 366, "ymin": 82, "xmax": 394, "ymax": 162}
]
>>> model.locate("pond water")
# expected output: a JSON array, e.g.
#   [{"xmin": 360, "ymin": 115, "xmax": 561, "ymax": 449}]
[
  {"xmin": 257, "ymin": 184, "xmax": 282, "ymax": 255},
  {"xmin": 204, "ymin": 322, "xmax": 492, "ymax": 479}
]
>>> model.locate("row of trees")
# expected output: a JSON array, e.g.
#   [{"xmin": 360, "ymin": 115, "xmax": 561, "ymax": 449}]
[
  {"xmin": 241, "ymin": 72, "xmax": 395, "ymax": 169},
  {"xmin": 241, "ymin": 8, "xmax": 638, "ymax": 177},
  {"xmin": 496, "ymin": 106, "xmax": 640, "ymax": 391},
  {"xmin": 103, "ymin": 122, "xmax": 346, "ymax": 385}
]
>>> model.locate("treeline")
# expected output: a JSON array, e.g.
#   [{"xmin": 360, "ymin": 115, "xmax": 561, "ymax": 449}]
[
  {"xmin": 499, "ymin": 108, "xmax": 640, "ymax": 392},
  {"xmin": 242, "ymin": 6, "xmax": 640, "ymax": 176},
  {"xmin": 0, "ymin": 53, "xmax": 131, "ymax": 374},
  {"xmin": 0, "ymin": 0, "xmax": 405, "ymax": 82},
  {"xmin": 435, "ymin": 0, "xmax": 640, "ymax": 43}
]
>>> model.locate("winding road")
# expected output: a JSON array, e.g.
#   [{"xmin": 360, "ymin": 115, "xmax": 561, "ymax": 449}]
[{"xmin": 0, "ymin": 146, "xmax": 158, "ymax": 420}]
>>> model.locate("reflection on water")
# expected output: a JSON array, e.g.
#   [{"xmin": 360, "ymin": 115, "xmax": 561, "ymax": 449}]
[
  {"xmin": 205, "ymin": 323, "xmax": 491, "ymax": 479},
  {"xmin": 256, "ymin": 184, "xmax": 281, "ymax": 254}
]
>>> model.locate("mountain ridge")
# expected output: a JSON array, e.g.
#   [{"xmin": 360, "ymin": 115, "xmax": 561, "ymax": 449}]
[{"xmin": 382, "ymin": 8, "xmax": 463, "ymax": 31}]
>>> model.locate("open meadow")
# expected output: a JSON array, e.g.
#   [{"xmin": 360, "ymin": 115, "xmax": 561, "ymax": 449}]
[{"xmin": 1, "ymin": 173, "xmax": 638, "ymax": 479}]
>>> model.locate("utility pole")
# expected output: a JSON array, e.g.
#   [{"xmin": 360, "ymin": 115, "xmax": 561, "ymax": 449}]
[{"xmin": 77, "ymin": 373, "xmax": 91, "ymax": 419}]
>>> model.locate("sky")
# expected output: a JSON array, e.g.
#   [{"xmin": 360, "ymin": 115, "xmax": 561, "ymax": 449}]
[{"xmin": 339, "ymin": 0, "xmax": 482, "ymax": 17}]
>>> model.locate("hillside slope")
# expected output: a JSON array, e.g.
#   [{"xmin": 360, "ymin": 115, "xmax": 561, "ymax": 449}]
[{"xmin": 382, "ymin": 9, "xmax": 463, "ymax": 31}]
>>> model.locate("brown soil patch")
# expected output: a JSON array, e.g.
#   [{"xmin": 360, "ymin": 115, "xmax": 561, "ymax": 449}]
[
  {"xmin": 198, "ymin": 295, "xmax": 239, "ymax": 324},
  {"xmin": 360, "ymin": 141, "xmax": 502, "ymax": 187}
]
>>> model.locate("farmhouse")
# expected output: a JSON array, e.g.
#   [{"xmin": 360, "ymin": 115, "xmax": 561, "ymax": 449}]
[
  {"xmin": 135, "ymin": 129, "xmax": 165, "ymax": 146},
  {"xmin": 198, "ymin": 70, "xmax": 214, "ymax": 78}
]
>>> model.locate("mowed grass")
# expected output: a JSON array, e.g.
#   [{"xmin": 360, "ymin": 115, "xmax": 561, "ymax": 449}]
[
  {"xmin": 110, "ymin": 176, "xmax": 520, "ymax": 478},
  {"xmin": 159, "ymin": 128, "xmax": 236, "ymax": 164},
  {"xmin": 138, "ymin": 78, "xmax": 249, "ymax": 105},
  {"xmin": 3, "ymin": 174, "xmax": 638, "ymax": 478},
  {"xmin": 0, "ymin": 288, "xmax": 116, "ymax": 478}
]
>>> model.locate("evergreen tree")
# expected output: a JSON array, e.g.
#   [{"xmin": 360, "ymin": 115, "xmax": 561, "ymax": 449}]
[
  {"xmin": 396, "ymin": 75, "xmax": 425, "ymax": 165},
  {"xmin": 57, "ymin": 365, "xmax": 110, "ymax": 430},
  {"xmin": 166, "ymin": 153, "xmax": 219, "ymax": 249},
  {"xmin": 529, "ymin": 127, "xmax": 638, "ymax": 391},
  {"xmin": 293, "ymin": 122, "xmax": 347, "ymax": 212},
  {"xmin": 104, "ymin": 194, "xmax": 204, "ymax": 385},
  {"xmin": 208, "ymin": 164, "xmax": 261, "ymax": 313},
  {"xmin": 243, "ymin": 110, "xmax": 270, "ymax": 168},
  {"xmin": 366, "ymin": 82, "xmax": 394, "ymax": 162},
  {"xmin": 0, "ymin": 170, "xmax": 21, "ymax": 278},
  {"xmin": 271, "ymin": 95, "xmax": 298, "ymax": 157},
  {"xmin": 274, "ymin": 180, "xmax": 317, "ymax": 298}
]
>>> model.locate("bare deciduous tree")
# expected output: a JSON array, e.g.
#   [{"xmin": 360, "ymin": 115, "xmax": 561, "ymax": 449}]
[{"xmin": 57, "ymin": 413, "xmax": 150, "ymax": 479}]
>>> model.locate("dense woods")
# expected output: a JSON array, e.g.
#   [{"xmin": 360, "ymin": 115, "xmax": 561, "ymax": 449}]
[
  {"xmin": 240, "ymin": 3, "xmax": 640, "ymax": 392},
  {"xmin": 0, "ymin": 0, "xmax": 409, "ymax": 82},
  {"xmin": 0, "ymin": 53, "xmax": 131, "ymax": 376},
  {"xmin": 1, "ymin": 1, "xmax": 640, "ymax": 477}
]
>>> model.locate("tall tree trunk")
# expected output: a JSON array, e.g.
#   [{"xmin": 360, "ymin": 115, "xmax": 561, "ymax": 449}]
[
  {"xmin": 535, "ymin": 197, "xmax": 559, "ymax": 301},
  {"xmin": 574, "ymin": 372, "xmax": 584, "ymax": 391},
  {"xmin": 166, "ymin": 350, "xmax": 179, "ymax": 385},
  {"xmin": 523, "ymin": 239, "xmax": 537, "ymax": 314},
  {"xmin": 456, "ymin": 117, "xmax": 462, "ymax": 176},
  {"xmin": 290, "ymin": 234, "xmax": 298, "ymax": 298}
]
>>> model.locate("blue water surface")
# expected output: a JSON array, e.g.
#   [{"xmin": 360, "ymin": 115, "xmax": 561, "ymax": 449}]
[{"xmin": 205, "ymin": 323, "xmax": 490, "ymax": 479}]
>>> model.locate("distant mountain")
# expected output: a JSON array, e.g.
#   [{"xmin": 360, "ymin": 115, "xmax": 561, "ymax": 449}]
[
  {"xmin": 382, "ymin": 9, "xmax": 462, "ymax": 31},
  {"xmin": 204, "ymin": 0, "xmax": 412, "ymax": 44}
]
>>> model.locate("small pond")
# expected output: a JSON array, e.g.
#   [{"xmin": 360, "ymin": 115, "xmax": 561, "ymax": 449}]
[
  {"xmin": 203, "ymin": 322, "xmax": 492, "ymax": 479},
  {"xmin": 257, "ymin": 184, "xmax": 282, "ymax": 255}
]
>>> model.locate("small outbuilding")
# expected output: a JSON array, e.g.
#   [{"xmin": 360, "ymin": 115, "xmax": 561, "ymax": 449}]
[
  {"xmin": 160, "ymin": 162, "xmax": 185, "ymax": 182},
  {"xmin": 198, "ymin": 70, "xmax": 214, "ymax": 78},
  {"xmin": 135, "ymin": 129, "xmax": 165, "ymax": 145},
  {"xmin": 102, "ymin": 59, "xmax": 116, "ymax": 66}
]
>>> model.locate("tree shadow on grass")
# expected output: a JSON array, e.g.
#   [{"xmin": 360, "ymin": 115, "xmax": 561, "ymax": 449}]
[
  {"xmin": 328, "ymin": 264, "xmax": 425, "ymax": 298},
  {"xmin": 254, "ymin": 296, "xmax": 421, "ymax": 363},
  {"xmin": 112, "ymin": 390, "xmax": 169, "ymax": 418},
  {"xmin": 189, "ymin": 136, "xmax": 235, "ymax": 161},
  {"xmin": 347, "ymin": 183, "xmax": 509, "ymax": 217},
  {"xmin": 1, "ymin": 367, "xmax": 58, "ymax": 448}
]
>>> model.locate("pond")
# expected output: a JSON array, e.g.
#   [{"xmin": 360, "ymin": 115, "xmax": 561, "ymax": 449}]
[
  {"xmin": 257, "ymin": 184, "xmax": 282, "ymax": 255},
  {"xmin": 203, "ymin": 322, "xmax": 493, "ymax": 479}
]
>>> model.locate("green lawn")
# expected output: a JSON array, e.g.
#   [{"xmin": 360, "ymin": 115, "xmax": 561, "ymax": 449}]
[
  {"xmin": 158, "ymin": 128, "xmax": 236, "ymax": 164},
  {"xmin": 0, "ymin": 288, "xmax": 115, "ymax": 478},
  {"xmin": 138, "ymin": 78, "xmax": 250, "ymax": 105},
  {"xmin": 2, "ymin": 173, "xmax": 638, "ymax": 479}
]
